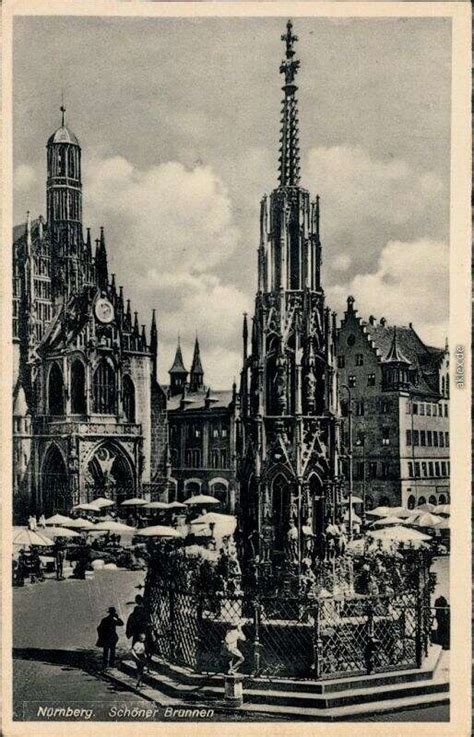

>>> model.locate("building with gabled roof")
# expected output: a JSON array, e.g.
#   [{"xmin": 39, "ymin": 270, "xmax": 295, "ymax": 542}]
[{"xmin": 336, "ymin": 296, "xmax": 450, "ymax": 511}]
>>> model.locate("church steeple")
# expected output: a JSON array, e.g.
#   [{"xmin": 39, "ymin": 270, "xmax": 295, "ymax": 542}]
[
  {"xmin": 168, "ymin": 336, "xmax": 188, "ymax": 397},
  {"xmin": 95, "ymin": 227, "xmax": 108, "ymax": 290},
  {"xmin": 150, "ymin": 309, "xmax": 158, "ymax": 381},
  {"xmin": 278, "ymin": 20, "xmax": 301, "ymax": 188},
  {"xmin": 189, "ymin": 335, "xmax": 204, "ymax": 392}
]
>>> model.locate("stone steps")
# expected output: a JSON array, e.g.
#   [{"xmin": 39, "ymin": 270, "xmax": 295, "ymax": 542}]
[{"xmin": 113, "ymin": 646, "xmax": 449, "ymax": 719}]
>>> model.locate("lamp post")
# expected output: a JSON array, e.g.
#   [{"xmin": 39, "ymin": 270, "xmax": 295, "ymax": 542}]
[
  {"xmin": 340, "ymin": 384, "xmax": 353, "ymax": 539},
  {"xmin": 356, "ymin": 431, "xmax": 366, "ymax": 526}
]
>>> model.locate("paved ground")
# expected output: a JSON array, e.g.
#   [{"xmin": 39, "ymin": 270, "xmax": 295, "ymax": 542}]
[{"xmin": 12, "ymin": 556, "xmax": 450, "ymax": 723}]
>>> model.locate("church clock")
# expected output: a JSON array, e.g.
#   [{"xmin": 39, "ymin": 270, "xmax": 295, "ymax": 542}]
[{"xmin": 95, "ymin": 297, "xmax": 114, "ymax": 324}]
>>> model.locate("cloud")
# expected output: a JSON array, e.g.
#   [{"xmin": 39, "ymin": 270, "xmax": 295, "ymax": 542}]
[
  {"xmin": 14, "ymin": 164, "xmax": 37, "ymax": 193},
  {"xmin": 83, "ymin": 156, "xmax": 247, "ymax": 388},
  {"xmin": 303, "ymin": 146, "xmax": 447, "ymax": 280},
  {"xmin": 327, "ymin": 238, "xmax": 449, "ymax": 347}
]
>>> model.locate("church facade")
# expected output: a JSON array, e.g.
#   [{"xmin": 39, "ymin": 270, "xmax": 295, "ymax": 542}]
[
  {"xmin": 238, "ymin": 23, "xmax": 340, "ymax": 571},
  {"xmin": 12, "ymin": 110, "xmax": 168, "ymax": 521}
]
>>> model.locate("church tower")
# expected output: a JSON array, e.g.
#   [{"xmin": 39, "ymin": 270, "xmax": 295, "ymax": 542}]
[
  {"xmin": 46, "ymin": 105, "xmax": 90, "ymax": 301},
  {"xmin": 168, "ymin": 337, "xmax": 188, "ymax": 396},
  {"xmin": 189, "ymin": 336, "xmax": 204, "ymax": 392},
  {"xmin": 238, "ymin": 21, "xmax": 340, "ymax": 580}
]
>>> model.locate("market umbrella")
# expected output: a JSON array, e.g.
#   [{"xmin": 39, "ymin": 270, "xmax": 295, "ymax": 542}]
[
  {"xmin": 433, "ymin": 517, "xmax": 450, "ymax": 530},
  {"xmin": 93, "ymin": 521, "xmax": 136, "ymax": 533},
  {"xmin": 73, "ymin": 502, "xmax": 101, "ymax": 512},
  {"xmin": 433, "ymin": 504, "xmax": 450, "ymax": 516},
  {"xmin": 387, "ymin": 506, "xmax": 412, "ymax": 518},
  {"xmin": 372, "ymin": 515, "xmax": 406, "ymax": 527},
  {"xmin": 191, "ymin": 512, "xmax": 235, "ymax": 525},
  {"xmin": 64, "ymin": 518, "xmax": 97, "ymax": 530},
  {"xmin": 13, "ymin": 528, "xmax": 54, "ymax": 547},
  {"xmin": 143, "ymin": 502, "xmax": 170, "ymax": 510},
  {"xmin": 136, "ymin": 525, "xmax": 181, "ymax": 538},
  {"xmin": 91, "ymin": 497, "xmax": 115, "ymax": 509},
  {"xmin": 120, "ymin": 497, "xmax": 149, "ymax": 506},
  {"xmin": 45, "ymin": 514, "xmax": 74, "ymax": 526},
  {"xmin": 366, "ymin": 506, "xmax": 393, "ymax": 518},
  {"xmin": 42, "ymin": 526, "xmax": 81, "ymax": 539},
  {"xmin": 184, "ymin": 494, "xmax": 220, "ymax": 506},
  {"xmin": 368, "ymin": 525, "xmax": 432, "ymax": 543},
  {"xmin": 411, "ymin": 513, "xmax": 443, "ymax": 528},
  {"xmin": 417, "ymin": 503, "xmax": 436, "ymax": 513},
  {"xmin": 166, "ymin": 501, "xmax": 187, "ymax": 510}
]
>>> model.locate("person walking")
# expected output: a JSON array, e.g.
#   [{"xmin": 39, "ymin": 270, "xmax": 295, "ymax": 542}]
[
  {"xmin": 96, "ymin": 606, "xmax": 124, "ymax": 670},
  {"xmin": 53, "ymin": 540, "xmax": 65, "ymax": 580},
  {"xmin": 126, "ymin": 594, "xmax": 148, "ymax": 645},
  {"xmin": 130, "ymin": 632, "xmax": 147, "ymax": 688}
]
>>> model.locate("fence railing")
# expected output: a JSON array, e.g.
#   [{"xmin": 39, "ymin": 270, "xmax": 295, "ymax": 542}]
[{"xmin": 145, "ymin": 577, "xmax": 432, "ymax": 681}]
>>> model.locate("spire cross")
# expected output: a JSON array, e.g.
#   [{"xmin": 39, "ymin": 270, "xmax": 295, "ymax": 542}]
[
  {"xmin": 60, "ymin": 104, "xmax": 66, "ymax": 127},
  {"xmin": 280, "ymin": 20, "xmax": 300, "ymax": 85}
]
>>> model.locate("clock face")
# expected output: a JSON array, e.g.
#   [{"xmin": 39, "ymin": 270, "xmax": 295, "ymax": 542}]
[{"xmin": 95, "ymin": 297, "xmax": 114, "ymax": 324}]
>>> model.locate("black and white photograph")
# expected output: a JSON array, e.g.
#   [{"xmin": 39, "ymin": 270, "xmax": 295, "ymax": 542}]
[{"xmin": 2, "ymin": 1, "xmax": 471, "ymax": 733}]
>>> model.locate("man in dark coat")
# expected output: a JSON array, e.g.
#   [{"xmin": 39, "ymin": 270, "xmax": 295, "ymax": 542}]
[
  {"xmin": 126, "ymin": 595, "xmax": 148, "ymax": 645},
  {"xmin": 96, "ymin": 606, "xmax": 124, "ymax": 669}
]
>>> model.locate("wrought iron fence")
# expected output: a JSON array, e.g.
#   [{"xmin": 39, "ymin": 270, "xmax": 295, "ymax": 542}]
[{"xmin": 145, "ymin": 576, "xmax": 430, "ymax": 681}]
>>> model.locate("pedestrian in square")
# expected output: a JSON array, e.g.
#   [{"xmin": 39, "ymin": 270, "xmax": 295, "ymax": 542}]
[
  {"xmin": 53, "ymin": 540, "xmax": 65, "ymax": 580},
  {"xmin": 96, "ymin": 606, "xmax": 124, "ymax": 670},
  {"xmin": 130, "ymin": 632, "xmax": 147, "ymax": 687}
]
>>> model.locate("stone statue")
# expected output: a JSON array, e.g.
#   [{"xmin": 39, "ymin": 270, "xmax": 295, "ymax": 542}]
[{"xmin": 286, "ymin": 521, "xmax": 299, "ymax": 563}]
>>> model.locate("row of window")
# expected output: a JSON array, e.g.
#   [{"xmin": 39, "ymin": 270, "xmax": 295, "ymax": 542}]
[
  {"xmin": 345, "ymin": 399, "xmax": 392, "ymax": 417},
  {"xmin": 354, "ymin": 461, "xmax": 391, "ymax": 480},
  {"xmin": 347, "ymin": 373, "xmax": 376, "ymax": 388},
  {"xmin": 337, "ymin": 354, "xmax": 365, "ymax": 368},
  {"xmin": 170, "ymin": 424, "xmax": 229, "ymax": 441},
  {"xmin": 407, "ymin": 460, "xmax": 450, "ymax": 478},
  {"xmin": 406, "ymin": 430, "xmax": 449, "ymax": 447},
  {"xmin": 47, "ymin": 360, "xmax": 136, "ymax": 422},
  {"xmin": 407, "ymin": 401, "xmax": 448, "ymax": 417},
  {"xmin": 405, "ymin": 494, "xmax": 448, "ymax": 510},
  {"xmin": 182, "ymin": 449, "xmax": 228, "ymax": 469}
]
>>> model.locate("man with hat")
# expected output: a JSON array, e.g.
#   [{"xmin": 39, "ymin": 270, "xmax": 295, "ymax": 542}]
[{"xmin": 96, "ymin": 606, "xmax": 124, "ymax": 669}]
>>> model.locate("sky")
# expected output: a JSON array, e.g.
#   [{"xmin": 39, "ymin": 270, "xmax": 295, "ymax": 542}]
[{"xmin": 13, "ymin": 15, "xmax": 451, "ymax": 388}]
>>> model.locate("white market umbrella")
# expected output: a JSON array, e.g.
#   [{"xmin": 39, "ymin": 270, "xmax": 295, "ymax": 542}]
[
  {"xmin": 372, "ymin": 515, "xmax": 407, "ymax": 528},
  {"xmin": 433, "ymin": 504, "xmax": 450, "ymax": 516},
  {"xmin": 73, "ymin": 502, "xmax": 101, "ymax": 512},
  {"xmin": 91, "ymin": 497, "xmax": 115, "ymax": 508},
  {"xmin": 45, "ymin": 514, "xmax": 74, "ymax": 526},
  {"xmin": 136, "ymin": 525, "xmax": 181, "ymax": 538},
  {"xmin": 417, "ymin": 502, "xmax": 436, "ymax": 513},
  {"xmin": 385, "ymin": 506, "xmax": 412, "ymax": 518},
  {"xmin": 366, "ymin": 506, "xmax": 393, "ymax": 518},
  {"xmin": 93, "ymin": 521, "xmax": 136, "ymax": 533},
  {"xmin": 411, "ymin": 513, "xmax": 443, "ymax": 529},
  {"xmin": 342, "ymin": 496, "xmax": 364, "ymax": 505},
  {"xmin": 184, "ymin": 494, "xmax": 220, "ymax": 506},
  {"xmin": 64, "ymin": 518, "xmax": 97, "ymax": 530},
  {"xmin": 13, "ymin": 528, "xmax": 54, "ymax": 547},
  {"xmin": 43, "ymin": 526, "xmax": 81, "ymax": 539},
  {"xmin": 143, "ymin": 502, "xmax": 170, "ymax": 510},
  {"xmin": 368, "ymin": 525, "xmax": 432, "ymax": 543},
  {"xmin": 167, "ymin": 501, "xmax": 187, "ymax": 510},
  {"xmin": 191, "ymin": 512, "xmax": 235, "ymax": 525},
  {"xmin": 120, "ymin": 497, "xmax": 149, "ymax": 506}
]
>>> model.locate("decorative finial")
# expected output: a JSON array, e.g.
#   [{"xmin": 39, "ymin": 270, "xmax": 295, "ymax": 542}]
[
  {"xmin": 60, "ymin": 89, "xmax": 66, "ymax": 127},
  {"xmin": 278, "ymin": 20, "xmax": 301, "ymax": 187},
  {"xmin": 280, "ymin": 20, "xmax": 300, "ymax": 86}
]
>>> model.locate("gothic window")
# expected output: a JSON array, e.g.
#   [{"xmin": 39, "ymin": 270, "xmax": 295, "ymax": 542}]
[
  {"xmin": 407, "ymin": 495, "xmax": 415, "ymax": 510},
  {"xmin": 93, "ymin": 359, "xmax": 116, "ymax": 414},
  {"xmin": 429, "ymin": 495, "xmax": 437, "ymax": 505},
  {"xmin": 123, "ymin": 375, "xmax": 136, "ymax": 423},
  {"xmin": 418, "ymin": 496, "xmax": 426, "ymax": 506},
  {"xmin": 48, "ymin": 363, "xmax": 65, "ymax": 415},
  {"xmin": 70, "ymin": 360, "xmax": 86, "ymax": 414},
  {"xmin": 438, "ymin": 494, "xmax": 446, "ymax": 504}
]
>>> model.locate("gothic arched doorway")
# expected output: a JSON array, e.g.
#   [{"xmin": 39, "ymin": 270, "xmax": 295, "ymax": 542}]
[
  {"xmin": 272, "ymin": 473, "xmax": 291, "ymax": 554},
  {"xmin": 41, "ymin": 445, "xmax": 71, "ymax": 516},
  {"xmin": 86, "ymin": 443, "xmax": 135, "ymax": 504},
  {"xmin": 71, "ymin": 359, "xmax": 86, "ymax": 414}
]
